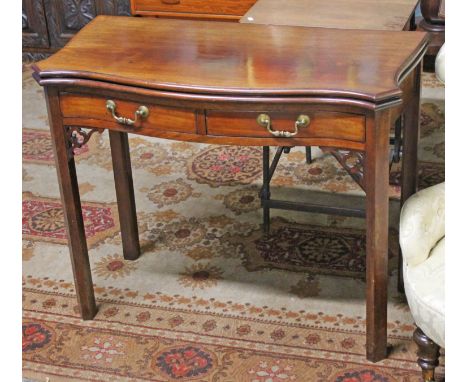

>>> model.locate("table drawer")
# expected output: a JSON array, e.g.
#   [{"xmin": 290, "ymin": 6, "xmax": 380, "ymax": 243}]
[
  {"xmin": 60, "ymin": 94, "xmax": 196, "ymax": 134},
  {"xmin": 132, "ymin": 0, "xmax": 256, "ymax": 17},
  {"xmin": 206, "ymin": 111, "xmax": 366, "ymax": 142}
]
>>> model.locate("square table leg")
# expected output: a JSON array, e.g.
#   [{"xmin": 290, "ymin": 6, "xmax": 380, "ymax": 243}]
[
  {"xmin": 45, "ymin": 87, "xmax": 98, "ymax": 320},
  {"xmin": 109, "ymin": 131, "xmax": 141, "ymax": 260},
  {"xmin": 398, "ymin": 63, "xmax": 422, "ymax": 292},
  {"xmin": 365, "ymin": 108, "xmax": 392, "ymax": 362}
]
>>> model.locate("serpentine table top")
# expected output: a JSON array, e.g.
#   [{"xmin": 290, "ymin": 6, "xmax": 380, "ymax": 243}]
[
  {"xmin": 34, "ymin": 16, "xmax": 426, "ymax": 105},
  {"xmin": 33, "ymin": 16, "xmax": 428, "ymax": 363}
]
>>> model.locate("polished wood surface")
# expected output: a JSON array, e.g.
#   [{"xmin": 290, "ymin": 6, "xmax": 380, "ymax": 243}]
[
  {"xmin": 241, "ymin": 0, "xmax": 419, "ymax": 30},
  {"xmin": 60, "ymin": 93, "xmax": 197, "ymax": 134},
  {"xmin": 206, "ymin": 111, "xmax": 365, "ymax": 142},
  {"xmin": 131, "ymin": 0, "xmax": 256, "ymax": 20},
  {"xmin": 34, "ymin": 15, "xmax": 427, "ymax": 363},
  {"xmin": 34, "ymin": 16, "xmax": 427, "ymax": 103}
]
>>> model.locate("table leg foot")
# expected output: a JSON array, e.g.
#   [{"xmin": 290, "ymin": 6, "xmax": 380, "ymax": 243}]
[{"xmin": 109, "ymin": 131, "xmax": 141, "ymax": 261}]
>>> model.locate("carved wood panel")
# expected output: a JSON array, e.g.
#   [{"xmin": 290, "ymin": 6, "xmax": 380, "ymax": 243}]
[
  {"xmin": 22, "ymin": 0, "xmax": 50, "ymax": 48},
  {"xmin": 97, "ymin": 0, "xmax": 131, "ymax": 15},
  {"xmin": 44, "ymin": 0, "xmax": 97, "ymax": 47},
  {"xmin": 22, "ymin": 52, "xmax": 51, "ymax": 63},
  {"xmin": 44, "ymin": 0, "xmax": 131, "ymax": 48}
]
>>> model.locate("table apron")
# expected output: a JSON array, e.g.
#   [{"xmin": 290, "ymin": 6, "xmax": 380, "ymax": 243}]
[{"xmin": 57, "ymin": 88, "xmax": 380, "ymax": 150}]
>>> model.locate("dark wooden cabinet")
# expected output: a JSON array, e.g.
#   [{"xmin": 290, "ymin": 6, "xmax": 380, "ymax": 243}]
[
  {"xmin": 22, "ymin": 0, "xmax": 49, "ymax": 49},
  {"xmin": 44, "ymin": 0, "xmax": 99, "ymax": 48},
  {"xmin": 23, "ymin": 0, "xmax": 131, "ymax": 61}
]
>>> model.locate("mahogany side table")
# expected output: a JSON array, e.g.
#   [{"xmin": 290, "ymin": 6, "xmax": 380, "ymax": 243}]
[{"xmin": 33, "ymin": 16, "xmax": 428, "ymax": 362}]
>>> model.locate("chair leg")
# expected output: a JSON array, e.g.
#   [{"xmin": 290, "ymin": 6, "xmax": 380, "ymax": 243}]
[{"xmin": 413, "ymin": 327, "xmax": 441, "ymax": 382}]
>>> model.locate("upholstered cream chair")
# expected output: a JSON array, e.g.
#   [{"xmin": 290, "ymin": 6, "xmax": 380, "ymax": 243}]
[
  {"xmin": 400, "ymin": 43, "xmax": 445, "ymax": 382},
  {"xmin": 400, "ymin": 182, "xmax": 445, "ymax": 381},
  {"xmin": 435, "ymin": 44, "xmax": 445, "ymax": 83}
]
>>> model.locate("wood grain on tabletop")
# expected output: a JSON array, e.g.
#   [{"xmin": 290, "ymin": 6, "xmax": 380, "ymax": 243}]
[{"xmin": 34, "ymin": 16, "xmax": 427, "ymax": 102}]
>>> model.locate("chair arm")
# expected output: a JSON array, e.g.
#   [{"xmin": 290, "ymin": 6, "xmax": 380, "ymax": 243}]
[{"xmin": 400, "ymin": 182, "xmax": 445, "ymax": 267}]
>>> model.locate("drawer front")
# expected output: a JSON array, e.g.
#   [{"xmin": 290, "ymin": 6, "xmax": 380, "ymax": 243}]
[
  {"xmin": 60, "ymin": 94, "xmax": 196, "ymax": 134},
  {"xmin": 132, "ymin": 0, "xmax": 256, "ymax": 17},
  {"xmin": 206, "ymin": 111, "xmax": 366, "ymax": 142}
]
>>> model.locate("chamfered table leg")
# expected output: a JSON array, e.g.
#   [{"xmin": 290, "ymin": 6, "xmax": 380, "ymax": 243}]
[
  {"xmin": 109, "ymin": 131, "xmax": 141, "ymax": 260},
  {"xmin": 365, "ymin": 109, "xmax": 392, "ymax": 362},
  {"xmin": 45, "ymin": 87, "xmax": 98, "ymax": 320},
  {"xmin": 398, "ymin": 64, "xmax": 421, "ymax": 293}
]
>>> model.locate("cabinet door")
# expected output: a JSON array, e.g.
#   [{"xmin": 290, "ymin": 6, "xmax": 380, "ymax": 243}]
[
  {"xmin": 44, "ymin": 0, "xmax": 130, "ymax": 48},
  {"xmin": 96, "ymin": 0, "xmax": 131, "ymax": 15},
  {"xmin": 22, "ymin": 0, "xmax": 50, "ymax": 48},
  {"xmin": 44, "ymin": 0, "xmax": 97, "ymax": 47}
]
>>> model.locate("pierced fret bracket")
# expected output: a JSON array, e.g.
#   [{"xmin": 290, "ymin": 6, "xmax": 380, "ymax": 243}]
[
  {"xmin": 323, "ymin": 148, "xmax": 366, "ymax": 191},
  {"xmin": 390, "ymin": 115, "xmax": 403, "ymax": 170},
  {"xmin": 65, "ymin": 126, "xmax": 102, "ymax": 159}
]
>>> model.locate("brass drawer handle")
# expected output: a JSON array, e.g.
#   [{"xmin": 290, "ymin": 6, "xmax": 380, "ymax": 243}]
[
  {"xmin": 256, "ymin": 113, "xmax": 310, "ymax": 137},
  {"xmin": 106, "ymin": 100, "xmax": 149, "ymax": 126},
  {"xmin": 162, "ymin": 0, "xmax": 180, "ymax": 4}
]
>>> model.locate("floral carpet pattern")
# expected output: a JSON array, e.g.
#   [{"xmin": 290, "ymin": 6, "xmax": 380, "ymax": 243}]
[{"xmin": 22, "ymin": 65, "xmax": 444, "ymax": 381}]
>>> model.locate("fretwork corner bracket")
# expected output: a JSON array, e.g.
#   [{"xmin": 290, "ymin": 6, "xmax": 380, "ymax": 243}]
[
  {"xmin": 65, "ymin": 126, "xmax": 103, "ymax": 159},
  {"xmin": 323, "ymin": 148, "xmax": 366, "ymax": 190}
]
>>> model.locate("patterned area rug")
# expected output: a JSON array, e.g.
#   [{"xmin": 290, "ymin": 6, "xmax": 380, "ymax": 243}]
[{"xmin": 23, "ymin": 65, "xmax": 445, "ymax": 381}]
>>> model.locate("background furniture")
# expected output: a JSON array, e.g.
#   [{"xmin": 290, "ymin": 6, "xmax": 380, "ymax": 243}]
[
  {"xmin": 22, "ymin": 0, "xmax": 131, "ymax": 62},
  {"xmin": 418, "ymin": 0, "xmax": 445, "ymax": 70},
  {"xmin": 400, "ymin": 182, "xmax": 445, "ymax": 381},
  {"xmin": 131, "ymin": 0, "xmax": 256, "ymax": 20},
  {"xmin": 241, "ymin": 0, "xmax": 419, "ymax": 30}
]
